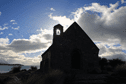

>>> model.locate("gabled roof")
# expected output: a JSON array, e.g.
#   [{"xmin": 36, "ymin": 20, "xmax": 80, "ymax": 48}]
[
  {"xmin": 64, "ymin": 22, "xmax": 92, "ymax": 40},
  {"xmin": 63, "ymin": 22, "xmax": 99, "ymax": 50},
  {"xmin": 42, "ymin": 45, "xmax": 52, "ymax": 57},
  {"xmin": 42, "ymin": 22, "xmax": 99, "ymax": 57}
]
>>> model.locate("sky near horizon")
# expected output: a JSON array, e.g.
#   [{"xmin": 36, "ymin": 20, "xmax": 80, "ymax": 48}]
[{"xmin": 0, "ymin": 0, "xmax": 126, "ymax": 66}]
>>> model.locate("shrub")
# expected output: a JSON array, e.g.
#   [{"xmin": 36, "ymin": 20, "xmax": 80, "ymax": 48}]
[
  {"xmin": 99, "ymin": 58, "xmax": 108, "ymax": 70},
  {"xmin": 10, "ymin": 66, "xmax": 21, "ymax": 73},
  {"xmin": 108, "ymin": 58, "xmax": 125, "ymax": 68},
  {"xmin": 30, "ymin": 66, "xmax": 37, "ymax": 71},
  {"xmin": 26, "ymin": 69, "xmax": 64, "ymax": 84},
  {"xmin": 64, "ymin": 73, "xmax": 75, "ymax": 84},
  {"xmin": 0, "ymin": 79, "xmax": 4, "ymax": 84},
  {"xmin": 44, "ymin": 69, "xmax": 64, "ymax": 84},
  {"xmin": 88, "ymin": 67, "xmax": 102, "ymax": 74},
  {"xmin": 104, "ymin": 65, "xmax": 113, "ymax": 71},
  {"xmin": 112, "ymin": 63, "xmax": 126, "ymax": 77},
  {"xmin": 107, "ymin": 63, "xmax": 126, "ymax": 83},
  {"xmin": 21, "ymin": 69, "xmax": 27, "ymax": 71}
]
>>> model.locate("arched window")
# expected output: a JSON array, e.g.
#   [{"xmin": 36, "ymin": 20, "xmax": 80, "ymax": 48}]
[{"xmin": 56, "ymin": 29, "xmax": 61, "ymax": 35}]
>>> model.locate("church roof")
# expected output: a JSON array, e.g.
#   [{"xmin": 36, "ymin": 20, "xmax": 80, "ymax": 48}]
[{"xmin": 42, "ymin": 22, "xmax": 99, "ymax": 57}]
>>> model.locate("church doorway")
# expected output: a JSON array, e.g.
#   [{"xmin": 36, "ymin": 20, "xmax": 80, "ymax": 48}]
[{"xmin": 71, "ymin": 49, "xmax": 81, "ymax": 69}]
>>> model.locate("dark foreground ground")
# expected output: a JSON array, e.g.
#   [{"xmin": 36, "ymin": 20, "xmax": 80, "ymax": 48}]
[{"xmin": 0, "ymin": 69, "xmax": 126, "ymax": 84}]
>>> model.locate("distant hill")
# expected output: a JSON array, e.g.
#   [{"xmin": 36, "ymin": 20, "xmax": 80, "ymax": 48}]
[
  {"xmin": 0, "ymin": 58, "xmax": 24, "ymax": 66},
  {"xmin": 0, "ymin": 63, "xmax": 24, "ymax": 66}
]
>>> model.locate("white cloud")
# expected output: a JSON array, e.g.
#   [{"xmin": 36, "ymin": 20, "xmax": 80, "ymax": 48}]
[
  {"xmin": 0, "ymin": 32, "xmax": 3, "ymax": 35},
  {"xmin": 0, "ymin": 12, "xmax": 1, "ymax": 16},
  {"xmin": 0, "ymin": 57, "xmax": 8, "ymax": 64},
  {"xmin": 12, "ymin": 22, "xmax": 17, "ymax": 24},
  {"xmin": 72, "ymin": 8, "xmax": 85, "ymax": 21},
  {"xmin": 7, "ymin": 39, "xmax": 49, "ymax": 53},
  {"xmin": 10, "ymin": 20, "xmax": 17, "ymax": 24},
  {"xmin": 0, "ymin": 38, "xmax": 9, "ymax": 45},
  {"xmin": 50, "ymin": 8, "xmax": 55, "ymax": 11},
  {"xmin": 49, "ymin": 13, "xmax": 74, "ymax": 26},
  {"xmin": 96, "ymin": 42, "xmax": 126, "ymax": 61},
  {"xmin": 0, "ymin": 50, "xmax": 41, "ymax": 66},
  {"xmin": 0, "ymin": 23, "xmax": 9, "ymax": 30},
  {"xmin": 12, "ymin": 26, "xmax": 20, "ymax": 30},
  {"xmin": 84, "ymin": 2, "xmax": 119, "ymax": 20},
  {"xmin": 3, "ymin": 23, "xmax": 8, "ymax": 26},
  {"xmin": 36, "ymin": 28, "xmax": 53, "ymax": 35},
  {"xmin": 0, "ymin": 20, "xmax": 18, "ymax": 31},
  {"xmin": 8, "ymin": 33, "xmax": 13, "ymax": 36},
  {"xmin": 121, "ymin": 0, "xmax": 126, "ymax": 4},
  {"xmin": 0, "ymin": 24, "xmax": 9, "ymax": 30},
  {"xmin": 10, "ymin": 20, "xmax": 15, "ymax": 22},
  {"xmin": 0, "ymin": 27, "xmax": 8, "ymax": 30}
]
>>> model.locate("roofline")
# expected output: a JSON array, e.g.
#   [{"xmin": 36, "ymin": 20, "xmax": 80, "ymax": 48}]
[{"xmin": 42, "ymin": 45, "xmax": 52, "ymax": 57}]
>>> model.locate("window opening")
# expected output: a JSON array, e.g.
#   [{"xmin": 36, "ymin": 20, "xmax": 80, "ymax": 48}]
[{"xmin": 56, "ymin": 29, "xmax": 61, "ymax": 35}]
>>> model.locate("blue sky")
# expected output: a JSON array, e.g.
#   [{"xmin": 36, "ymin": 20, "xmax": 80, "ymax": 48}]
[{"xmin": 0, "ymin": 0, "xmax": 126, "ymax": 66}]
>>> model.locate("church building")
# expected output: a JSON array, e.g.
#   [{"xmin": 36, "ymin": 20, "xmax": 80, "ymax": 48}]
[{"xmin": 40, "ymin": 22, "xmax": 99, "ymax": 72}]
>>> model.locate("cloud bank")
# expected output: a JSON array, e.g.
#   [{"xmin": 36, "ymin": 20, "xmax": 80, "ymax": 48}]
[{"xmin": 0, "ymin": 29, "xmax": 52, "ymax": 66}]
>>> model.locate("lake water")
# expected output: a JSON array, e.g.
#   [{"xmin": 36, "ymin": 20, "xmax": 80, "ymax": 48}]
[{"xmin": 0, "ymin": 65, "xmax": 40, "ymax": 73}]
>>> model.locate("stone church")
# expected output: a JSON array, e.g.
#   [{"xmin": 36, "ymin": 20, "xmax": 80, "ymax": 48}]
[{"xmin": 40, "ymin": 22, "xmax": 99, "ymax": 72}]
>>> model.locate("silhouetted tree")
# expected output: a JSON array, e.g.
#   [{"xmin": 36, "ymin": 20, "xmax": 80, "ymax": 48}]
[
  {"xmin": 30, "ymin": 66, "xmax": 37, "ymax": 70},
  {"xmin": 21, "ymin": 69, "xmax": 27, "ymax": 71},
  {"xmin": 108, "ymin": 58, "xmax": 125, "ymax": 68},
  {"xmin": 10, "ymin": 66, "xmax": 21, "ymax": 73},
  {"xmin": 99, "ymin": 58, "xmax": 108, "ymax": 70}
]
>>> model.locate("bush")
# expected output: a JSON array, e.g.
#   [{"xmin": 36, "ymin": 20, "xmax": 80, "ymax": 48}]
[
  {"xmin": 107, "ymin": 63, "xmax": 126, "ymax": 83},
  {"xmin": 30, "ymin": 66, "xmax": 37, "ymax": 71},
  {"xmin": 112, "ymin": 63, "xmax": 126, "ymax": 77},
  {"xmin": 10, "ymin": 66, "xmax": 21, "ymax": 73},
  {"xmin": 99, "ymin": 58, "xmax": 108, "ymax": 70},
  {"xmin": 44, "ymin": 69, "xmax": 64, "ymax": 84},
  {"xmin": 0, "ymin": 79, "xmax": 4, "ymax": 84},
  {"xmin": 26, "ymin": 69, "xmax": 64, "ymax": 84},
  {"xmin": 108, "ymin": 58, "xmax": 125, "ymax": 68},
  {"xmin": 104, "ymin": 65, "xmax": 113, "ymax": 71},
  {"xmin": 21, "ymin": 69, "xmax": 27, "ymax": 71},
  {"xmin": 99, "ymin": 58, "xmax": 125, "ymax": 71},
  {"xmin": 88, "ymin": 67, "xmax": 102, "ymax": 74}
]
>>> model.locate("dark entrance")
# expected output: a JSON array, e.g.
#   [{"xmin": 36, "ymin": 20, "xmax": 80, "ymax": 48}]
[{"xmin": 71, "ymin": 49, "xmax": 81, "ymax": 69}]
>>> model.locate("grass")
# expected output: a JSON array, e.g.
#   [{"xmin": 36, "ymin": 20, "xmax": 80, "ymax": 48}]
[
  {"xmin": 87, "ymin": 67, "xmax": 102, "ymax": 74},
  {"xmin": 112, "ymin": 63, "xmax": 126, "ymax": 77},
  {"xmin": 1, "ymin": 60, "xmax": 126, "ymax": 84},
  {"xmin": 1, "ymin": 66, "xmax": 126, "ymax": 84},
  {"xmin": 106, "ymin": 63, "xmax": 126, "ymax": 83},
  {"xmin": 26, "ymin": 69, "xmax": 64, "ymax": 84}
]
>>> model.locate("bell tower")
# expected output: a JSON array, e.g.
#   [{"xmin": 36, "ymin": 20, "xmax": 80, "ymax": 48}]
[{"xmin": 53, "ymin": 24, "xmax": 63, "ymax": 44}]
